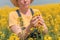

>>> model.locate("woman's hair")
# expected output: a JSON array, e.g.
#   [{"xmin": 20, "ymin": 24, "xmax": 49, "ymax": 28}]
[{"xmin": 31, "ymin": 0, "xmax": 34, "ymax": 3}]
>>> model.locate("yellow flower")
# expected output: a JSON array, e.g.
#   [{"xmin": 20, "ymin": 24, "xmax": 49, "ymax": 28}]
[
  {"xmin": 1, "ymin": 33, "xmax": 5, "ymax": 38},
  {"xmin": 34, "ymin": 38, "xmax": 37, "ymax": 40},
  {"xmin": 53, "ymin": 27, "xmax": 59, "ymax": 34},
  {"xmin": 38, "ymin": 26, "xmax": 44, "ymax": 33},
  {"xmin": 57, "ymin": 34, "xmax": 60, "ymax": 40},
  {"xmin": 33, "ymin": 11, "xmax": 40, "ymax": 16},
  {"xmin": 57, "ymin": 37, "xmax": 60, "ymax": 40},
  {"xmin": 8, "ymin": 35, "xmax": 19, "ymax": 40},
  {"xmin": 0, "ymin": 31, "xmax": 2, "ymax": 35},
  {"xmin": 8, "ymin": 33, "xmax": 19, "ymax": 40},
  {"xmin": 44, "ymin": 35, "xmax": 52, "ymax": 40},
  {"xmin": 30, "ymin": 27, "xmax": 34, "ymax": 31},
  {"xmin": 28, "ymin": 38, "xmax": 33, "ymax": 40}
]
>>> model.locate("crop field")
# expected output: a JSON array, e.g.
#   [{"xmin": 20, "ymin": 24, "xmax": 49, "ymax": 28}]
[{"xmin": 0, "ymin": 3, "xmax": 60, "ymax": 40}]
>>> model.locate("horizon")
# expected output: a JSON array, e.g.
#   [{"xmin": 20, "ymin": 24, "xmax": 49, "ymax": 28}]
[{"xmin": 0, "ymin": 0, "xmax": 60, "ymax": 7}]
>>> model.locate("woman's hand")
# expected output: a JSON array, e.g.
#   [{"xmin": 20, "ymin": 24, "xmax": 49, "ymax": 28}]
[
  {"xmin": 23, "ymin": 15, "xmax": 48, "ymax": 40},
  {"xmin": 30, "ymin": 15, "xmax": 48, "ymax": 34},
  {"xmin": 30, "ymin": 15, "xmax": 43, "ymax": 28},
  {"xmin": 36, "ymin": 15, "xmax": 48, "ymax": 34}
]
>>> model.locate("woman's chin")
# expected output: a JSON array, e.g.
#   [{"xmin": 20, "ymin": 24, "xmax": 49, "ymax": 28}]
[
  {"xmin": 24, "ymin": 6, "xmax": 29, "ymax": 9},
  {"xmin": 20, "ymin": 5, "xmax": 29, "ymax": 10}
]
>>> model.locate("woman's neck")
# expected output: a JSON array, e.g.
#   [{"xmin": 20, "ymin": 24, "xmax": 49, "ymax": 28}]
[{"xmin": 19, "ymin": 8, "xmax": 30, "ymax": 14}]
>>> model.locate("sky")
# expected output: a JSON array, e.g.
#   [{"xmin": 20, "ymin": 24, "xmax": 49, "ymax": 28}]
[{"xmin": 0, "ymin": 0, "xmax": 60, "ymax": 7}]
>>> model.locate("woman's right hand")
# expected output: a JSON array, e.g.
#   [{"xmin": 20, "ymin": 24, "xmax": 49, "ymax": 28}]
[{"xmin": 30, "ymin": 16, "xmax": 40, "ymax": 28}]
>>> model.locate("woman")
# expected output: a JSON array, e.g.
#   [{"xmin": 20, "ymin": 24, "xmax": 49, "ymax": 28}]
[{"xmin": 9, "ymin": 0, "xmax": 48, "ymax": 40}]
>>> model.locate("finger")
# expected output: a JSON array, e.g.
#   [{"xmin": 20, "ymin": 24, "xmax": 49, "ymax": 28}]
[
  {"xmin": 31, "ymin": 16, "xmax": 42, "ymax": 24},
  {"xmin": 34, "ymin": 22, "xmax": 41, "ymax": 27},
  {"xmin": 31, "ymin": 19, "xmax": 39, "ymax": 25},
  {"xmin": 32, "ymin": 16, "xmax": 35, "ymax": 18},
  {"xmin": 38, "ymin": 21, "xmax": 43, "ymax": 25},
  {"xmin": 33, "ymin": 22, "xmax": 38, "ymax": 27},
  {"xmin": 37, "ymin": 16, "xmax": 44, "ymax": 23},
  {"xmin": 32, "ymin": 17, "xmax": 44, "ymax": 25},
  {"xmin": 31, "ymin": 16, "xmax": 38, "ymax": 22},
  {"xmin": 32, "ymin": 16, "xmax": 37, "ymax": 20},
  {"xmin": 30, "ymin": 19, "xmax": 38, "ymax": 27},
  {"xmin": 36, "ymin": 16, "xmax": 40, "ymax": 19}
]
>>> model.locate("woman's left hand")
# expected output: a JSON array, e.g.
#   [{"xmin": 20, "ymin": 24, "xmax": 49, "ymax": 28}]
[
  {"xmin": 37, "ymin": 15, "xmax": 48, "ymax": 34},
  {"xmin": 35, "ymin": 15, "xmax": 44, "ymax": 27}
]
